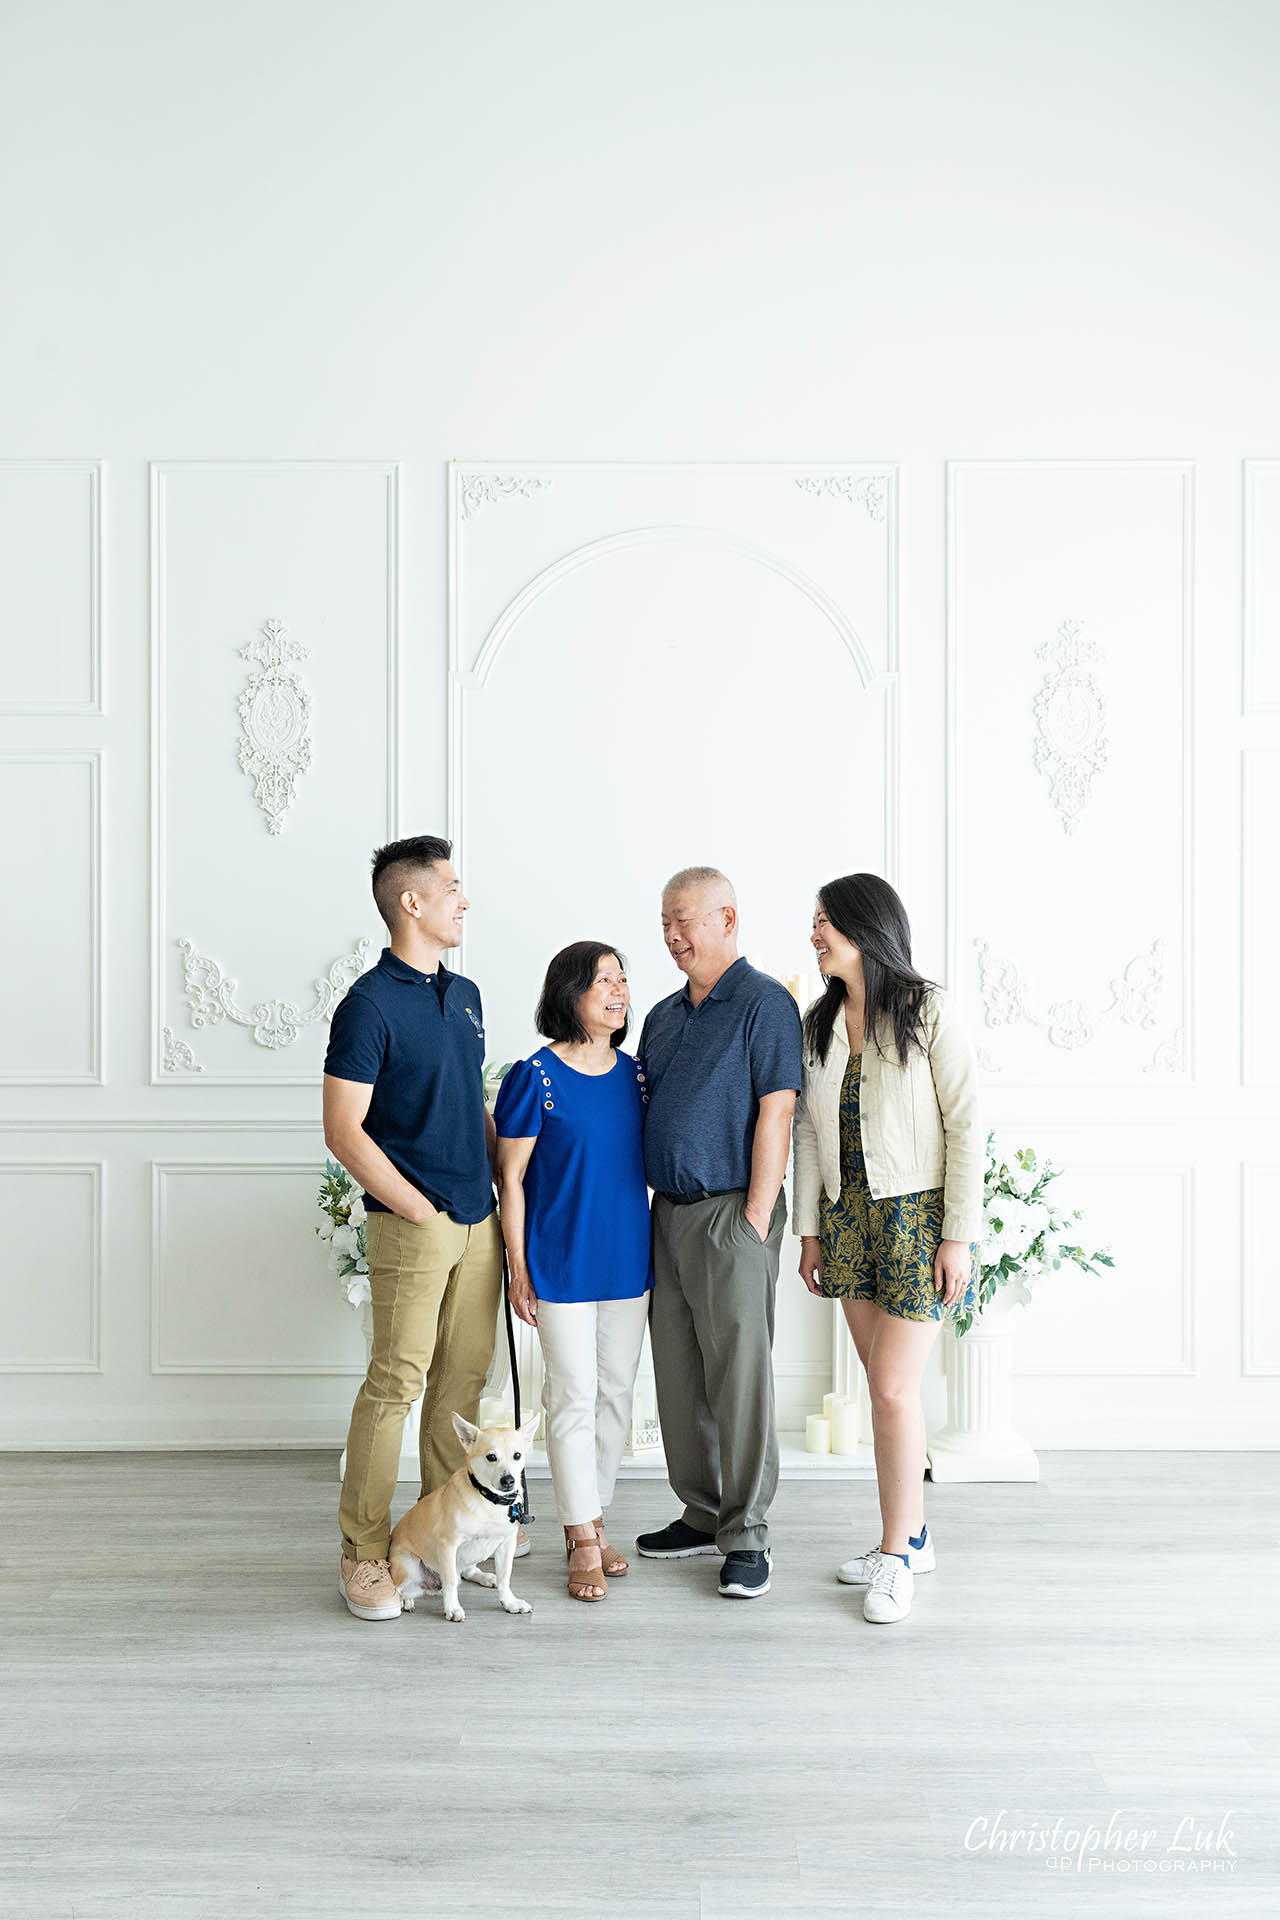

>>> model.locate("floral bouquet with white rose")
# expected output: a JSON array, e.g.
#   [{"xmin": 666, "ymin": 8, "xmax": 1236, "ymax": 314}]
[
  {"xmin": 953, "ymin": 1132, "xmax": 1114, "ymax": 1338},
  {"xmin": 315, "ymin": 1158, "xmax": 369, "ymax": 1307}
]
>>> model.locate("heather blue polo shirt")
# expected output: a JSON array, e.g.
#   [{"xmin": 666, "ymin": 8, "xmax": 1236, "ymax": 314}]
[
  {"xmin": 639, "ymin": 957, "xmax": 803, "ymax": 1197},
  {"xmin": 323, "ymin": 948, "xmax": 493, "ymax": 1223}
]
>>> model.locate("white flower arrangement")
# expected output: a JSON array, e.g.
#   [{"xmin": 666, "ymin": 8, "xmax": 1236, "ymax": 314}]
[
  {"xmin": 315, "ymin": 1157, "xmax": 369, "ymax": 1307},
  {"xmin": 955, "ymin": 1131, "xmax": 1114, "ymax": 1338}
]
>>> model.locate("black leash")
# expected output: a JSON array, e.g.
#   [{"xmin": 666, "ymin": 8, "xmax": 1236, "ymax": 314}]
[{"xmin": 501, "ymin": 1241, "xmax": 534, "ymax": 1527}]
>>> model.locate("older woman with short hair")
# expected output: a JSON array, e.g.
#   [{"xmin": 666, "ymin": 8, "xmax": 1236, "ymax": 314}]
[{"xmin": 495, "ymin": 942, "xmax": 652, "ymax": 1602}]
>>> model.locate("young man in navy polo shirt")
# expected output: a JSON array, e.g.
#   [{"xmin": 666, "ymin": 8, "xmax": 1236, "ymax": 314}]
[
  {"xmin": 636, "ymin": 866, "xmax": 802, "ymax": 1598},
  {"xmin": 324, "ymin": 834, "xmax": 504, "ymax": 1621}
]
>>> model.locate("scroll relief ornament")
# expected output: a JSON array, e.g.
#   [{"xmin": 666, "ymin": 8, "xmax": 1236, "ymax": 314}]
[
  {"xmin": 460, "ymin": 474, "xmax": 553, "ymax": 522},
  {"xmin": 237, "ymin": 620, "xmax": 313, "ymax": 834},
  {"xmin": 176, "ymin": 936, "xmax": 372, "ymax": 1051},
  {"xmin": 973, "ymin": 936, "xmax": 1179, "ymax": 1066},
  {"xmin": 1032, "ymin": 620, "xmax": 1107, "ymax": 834},
  {"xmin": 161, "ymin": 1026, "xmax": 203, "ymax": 1073},
  {"xmin": 794, "ymin": 474, "xmax": 888, "ymax": 522}
]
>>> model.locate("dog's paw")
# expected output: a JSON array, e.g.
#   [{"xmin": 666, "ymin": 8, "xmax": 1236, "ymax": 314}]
[
  {"xmin": 443, "ymin": 1603, "xmax": 466, "ymax": 1623},
  {"xmin": 500, "ymin": 1595, "xmax": 532, "ymax": 1615},
  {"xmin": 461, "ymin": 1567, "xmax": 497, "ymax": 1588},
  {"xmin": 400, "ymin": 1595, "xmax": 416, "ymax": 1613}
]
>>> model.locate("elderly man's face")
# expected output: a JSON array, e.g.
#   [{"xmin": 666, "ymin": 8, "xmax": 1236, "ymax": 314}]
[{"xmin": 661, "ymin": 889, "xmax": 734, "ymax": 976}]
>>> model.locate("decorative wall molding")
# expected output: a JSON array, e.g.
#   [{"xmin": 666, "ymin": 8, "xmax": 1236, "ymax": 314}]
[
  {"xmin": 174, "ymin": 936, "xmax": 372, "ymax": 1053},
  {"xmin": 161, "ymin": 1027, "xmax": 204, "ymax": 1073},
  {"xmin": 0, "ymin": 1162, "xmax": 102, "ymax": 1372},
  {"xmin": 460, "ymin": 473, "xmax": 552, "ymax": 521},
  {"xmin": 794, "ymin": 473, "xmax": 888, "ymax": 521},
  {"xmin": 945, "ymin": 461, "xmax": 1195, "ymax": 1087},
  {"xmin": 0, "ymin": 459, "xmax": 104, "ymax": 716},
  {"xmin": 1241, "ymin": 1164, "xmax": 1280, "ymax": 1376},
  {"xmin": 237, "ymin": 619, "xmax": 313, "ymax": 833},
  {"xmin": 150, "ymin": 460, "xmax": 401, "ymax": 1086},
  {"xmin": 0, "ymin": 749, "xmax": 104, "ymax": 1086},
  {"xmin": 1032, "ymin": 619, "xmax": 1107, "ymax": 832},
  {"xmin": 1242, "ymin": 748, "xmax": 1280, "ymax": 1087},
  {"xmin": 1243, "ymin": 460, "xmax": 1280, "ymax": 716},
  {"xmin": 973, "ymin": 935, "xmax": 1179, "ymax": 1063},
  {"xmin": 150, "ymin": 1160, "xmax": 365, "ymax": 1375},
  {"xmin": 1014, "ymin": 1162, "xmax": 1195, "ymax": 1378},
  {"xmin": 462, "ymin": 524, "xmax": 880, "ymax": 691}
]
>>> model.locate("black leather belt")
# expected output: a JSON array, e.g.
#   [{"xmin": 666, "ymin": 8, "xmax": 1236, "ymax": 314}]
[{"xmin": 657, "ymin": 1186, "xmax": 743, "ymax": 1207}]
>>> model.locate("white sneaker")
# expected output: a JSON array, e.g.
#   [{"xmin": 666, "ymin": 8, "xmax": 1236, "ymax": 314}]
[
  {"xmin": 837, "ymin": 1529, "xmax": 936, "ymax": 1585},
  {"xmin": 863, "ymin": 1556, "xmax": 914, "ymax": 1624}
]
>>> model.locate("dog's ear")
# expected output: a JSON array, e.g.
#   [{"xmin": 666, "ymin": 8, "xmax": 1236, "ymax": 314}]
[
  {"xmin": 452, "ymin": 1411, "xmax": 480, "ymax": 1448},
  {"xmin": 518, "ymin": 1411, "xmax": 540, "ymax": 1444}
]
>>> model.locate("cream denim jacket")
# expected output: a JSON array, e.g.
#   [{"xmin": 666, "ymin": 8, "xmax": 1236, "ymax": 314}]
[{"xmin": 792, "ymin": 987, "xmax": 983, "ymax": 1243}]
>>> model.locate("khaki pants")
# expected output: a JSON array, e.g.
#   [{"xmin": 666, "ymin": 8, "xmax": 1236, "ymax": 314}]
[
  {"xmin": 338, "ymin": 1208, "xmax": 503, "ymax": 1563},
  {"xmin": 650, "ymin": 1189, "xmax": 785, "ymax": 1555}
]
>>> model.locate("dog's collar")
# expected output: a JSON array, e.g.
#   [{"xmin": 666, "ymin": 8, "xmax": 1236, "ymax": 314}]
[{"xmin": 468, "ymin": 1471, "xmax": 519, "ymax": 1520}]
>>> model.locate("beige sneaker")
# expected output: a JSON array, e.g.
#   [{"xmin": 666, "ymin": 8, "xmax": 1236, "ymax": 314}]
[{"xmin": 339, "ymin": 1556, "xmax": 403, "ymax": 1620}]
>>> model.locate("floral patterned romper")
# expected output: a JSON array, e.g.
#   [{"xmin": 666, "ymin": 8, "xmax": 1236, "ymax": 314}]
[{"xmin": 817, "ymin": 1054, "xmax": 978, "ymax": 1321}]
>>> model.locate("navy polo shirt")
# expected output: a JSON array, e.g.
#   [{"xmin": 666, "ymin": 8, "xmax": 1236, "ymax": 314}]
[
  {"xmin": 639, "ymin": 957, "xmax": 803, "ymax": 1197},
  {"xmin": 323, "ymin": 948, "xmax": 493, "ymax": 1223}
]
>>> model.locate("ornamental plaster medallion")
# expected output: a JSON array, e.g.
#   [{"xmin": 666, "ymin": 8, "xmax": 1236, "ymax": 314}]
[
  {"xmin": 794, "ymin": 474, "xmax": 888, "ymax": 522},
  {"xmin": 176, "ymin": 936, "xmax": 372, "ymax": 1051},
  {"xmin": 161, "ymin": 1026, "xmax": 203, "ymax": 1072},
  {"xmin": 459, "ymin": 474, "xmax": 553, "ymax": 522},
  {"xmin": 1032, "ymin": 619, "xmax": 1107, "ymax": 834},
  {"xmin": 237, "ymin": 619, "xmax": 313, "ymax": 834}
]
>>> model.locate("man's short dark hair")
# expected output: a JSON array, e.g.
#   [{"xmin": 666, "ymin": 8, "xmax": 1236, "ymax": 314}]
[
  {"xmin": 370, "ymin": 835, "xmax": 452, "ymax": 933},
  {"xmin": 535, "ymin": 942, "xmax": 630, "ymax": 1049}
]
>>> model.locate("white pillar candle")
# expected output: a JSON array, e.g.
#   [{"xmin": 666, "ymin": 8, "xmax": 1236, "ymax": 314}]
[
  {"xmin": 823, "ymin": 1391, "xmax": 847, "ymax": 1423},
  {"xmin": 805, "ymin": 1414, "xmax": 831, "ymax": 1454},
  {"xmin": 830, "ymin": 1398, "xmax": 860, "ymax": 1455}
]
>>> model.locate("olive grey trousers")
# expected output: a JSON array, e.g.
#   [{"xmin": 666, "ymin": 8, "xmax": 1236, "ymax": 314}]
[{"xmin": 649, "ymin": 1188, "xmax": 786, "ymax": 1554}]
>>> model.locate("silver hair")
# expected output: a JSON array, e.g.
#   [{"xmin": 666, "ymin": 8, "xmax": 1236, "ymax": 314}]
[{"xmin": 662, "ymin": 865, "xmax": 737, "ymax": 906}]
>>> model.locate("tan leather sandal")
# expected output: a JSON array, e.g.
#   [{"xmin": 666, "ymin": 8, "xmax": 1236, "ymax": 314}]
[
  {"xmin": 565, "ymin": 1534, "xmax": 608, "ymax": 1602},
  {"xmin": 595, "ymin": 1524, "xmax": 628, "ymax": 1577}
]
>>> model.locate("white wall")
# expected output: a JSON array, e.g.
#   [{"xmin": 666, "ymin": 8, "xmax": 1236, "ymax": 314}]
[{"xmin": 1, "ymin": 0, "xmax": 1277, "ymax": 1448}]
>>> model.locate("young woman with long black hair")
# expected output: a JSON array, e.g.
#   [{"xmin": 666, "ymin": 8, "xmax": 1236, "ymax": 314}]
[{"xmin": 793, "ymin": 874, "xmax": 983, "ymax": 1624}]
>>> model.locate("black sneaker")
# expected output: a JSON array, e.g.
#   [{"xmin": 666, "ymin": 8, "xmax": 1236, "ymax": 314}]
[
  {"xmin": 635, "ymin": 1518, "xmax": 719, "ymax": 1559},
  {"xmin": 719, "ymin": 1549, "xmax": 771, "ymax": 1597}
]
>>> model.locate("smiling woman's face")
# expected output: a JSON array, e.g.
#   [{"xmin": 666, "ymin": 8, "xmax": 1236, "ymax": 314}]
[
  {"xmin": 576, "ymin": 953, "xmax": 629, "ymax": 1037},
  {"xmin": 811, "ymin": 901, "xmax": 861, "ymax": 979}
]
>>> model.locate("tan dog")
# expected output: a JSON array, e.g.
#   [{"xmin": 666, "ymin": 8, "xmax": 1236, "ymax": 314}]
[{"xmin": 388, "ymin": 1412, "xmax": 538, "ymax": 1623}]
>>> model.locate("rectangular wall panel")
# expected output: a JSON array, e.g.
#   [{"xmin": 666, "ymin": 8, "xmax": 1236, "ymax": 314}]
[
  {"xmin": 0, "ymin": 752, "xmax": 102, "ymax": 1083},
  {"xmin": 0, "ymin": 460, "xmax": 102, "ymax": 714},
  {"xmin": 150, "ymin": 460, "xmax": 400, "ymax": 1084},
  {"xmin": 1244, "ymin": 461, "xmax": 1280, "ymax": 713},
  {"xmin": 150, "ymin": 1161, "xmax": 368, "ymax": 1374},
  {"xmin": 1243, "ymin": 750, "xmax": 1280, "ymax": 1085},
  {"xmin": 948, "ymin": 462, "xmax": 1193, "ymax": 1085},
  {"xmin": 1242, "ymin": 1166, "xmax": 1280, "ymax": 1375},
  {"xmin": 450, "ymin": 461, "xmax": 896, "ymax": 1415},
  {"xmin": 0, "ymin": 1164, "xmax": 101, "ymax": 1370},
  {"xmin": 1013, "ymin": 1164, "xmax": 1194, "ymax": 1377}
]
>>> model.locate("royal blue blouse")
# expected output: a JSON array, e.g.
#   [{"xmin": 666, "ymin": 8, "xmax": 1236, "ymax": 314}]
[{"xmin": 494, "ymin": 1048, "xmax": 654, "ymax": 1305}]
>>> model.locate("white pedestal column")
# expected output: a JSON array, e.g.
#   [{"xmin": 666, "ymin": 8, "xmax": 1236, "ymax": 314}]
[{"xmin": 927, "ymin": 1290, "xmax": 1040, "ymax": 1483}]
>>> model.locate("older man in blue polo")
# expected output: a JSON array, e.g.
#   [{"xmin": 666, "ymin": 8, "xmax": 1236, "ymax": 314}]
[{"xmin": 636, "ymin": 866, "xmax": 802, "ymax": 1598}]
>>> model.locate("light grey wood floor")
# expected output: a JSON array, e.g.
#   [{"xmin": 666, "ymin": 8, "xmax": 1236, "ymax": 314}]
[{"xmin": 1, "ymin": 1452, "xmax": 1276, "ymax": 1920}]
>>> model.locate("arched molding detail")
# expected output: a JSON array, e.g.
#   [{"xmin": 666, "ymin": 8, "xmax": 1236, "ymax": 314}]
[{"xmin": 462, "ymin": 524, "xmax": 879, "ymax": 691}]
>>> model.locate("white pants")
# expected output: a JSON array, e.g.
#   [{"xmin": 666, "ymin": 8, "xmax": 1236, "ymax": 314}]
[{"xmin": 536, "ymin": 1294, "xmax": 650, "ymax": 1527}]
